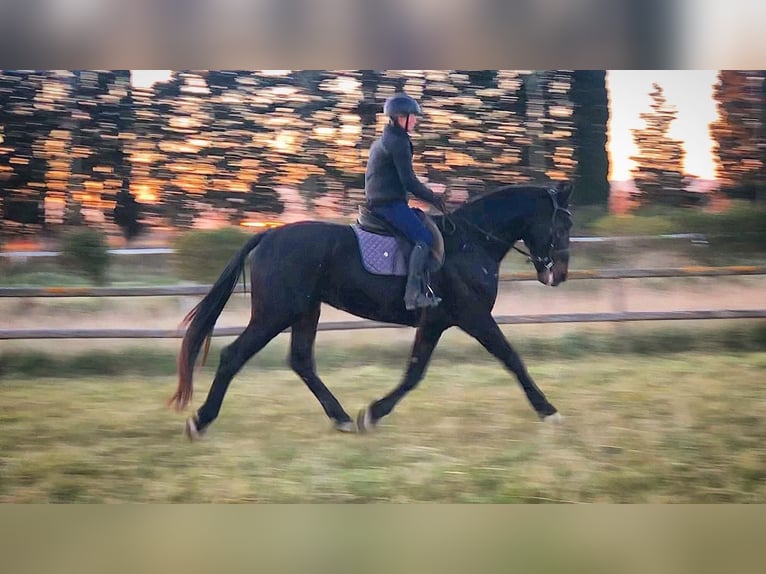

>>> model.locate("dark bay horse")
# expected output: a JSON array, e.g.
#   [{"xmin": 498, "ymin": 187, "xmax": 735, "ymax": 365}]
[{"xmin": 170, "ymin": 182, "xmax": 574, "ymax": 437}]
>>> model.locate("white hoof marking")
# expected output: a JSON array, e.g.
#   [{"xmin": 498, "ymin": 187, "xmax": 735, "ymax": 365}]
[
  {"xmin": 357, "ymin": 407, "xmax": 376, "ymax": 433},
  {"xmin": 185, "ymin": 416, "xmax": 203, "ymax": 441},
  {"xmin": 543, "ymin": 412, "xmax": 563, "ymax": 424},
  {"xmin": 334, "ymin": 421, "xmax": 355, "ymax": 433}
]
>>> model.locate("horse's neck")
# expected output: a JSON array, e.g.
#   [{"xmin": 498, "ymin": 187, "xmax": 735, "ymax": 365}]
[{"xmin": 453, "ymin": 190, "xmax": 535, "ymax": 257}]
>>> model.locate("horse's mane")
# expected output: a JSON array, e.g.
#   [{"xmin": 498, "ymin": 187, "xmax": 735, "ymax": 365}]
[
  {"xmin": 450, "ymin": 184, "xmax": 550, "ymax": 222},
  {"xmin": 459, "ymin": 183, "xmax": 549, "ymax": 208}
]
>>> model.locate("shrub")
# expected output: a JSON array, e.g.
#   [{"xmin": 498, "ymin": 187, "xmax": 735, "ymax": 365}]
[
  {"xmin": 583, "ymin": 202, "xmax": 766, "ymax": 239},
  {"xmin": 59, "ymin": 228, "xmax": 111, "ymax": 285},
  {"xmin": 172, "ymin": 227, "xmax": 251, "ymax": 283},
  {"xmin": 587, "ymin": 213, "xmax": 676, "ymax": 236},
  {"xmin": 667, "ymin": 201, "xmax": 766, "ymax": 235}
]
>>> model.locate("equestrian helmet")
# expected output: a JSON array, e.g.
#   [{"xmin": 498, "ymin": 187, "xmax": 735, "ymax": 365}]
[{"xmin": 383, "ymin": 93, "xmax": 422, "ymax": 118}]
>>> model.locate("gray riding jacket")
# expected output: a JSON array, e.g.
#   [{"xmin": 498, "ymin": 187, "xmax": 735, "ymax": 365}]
[{"xmin": 364, "ymin": 123, "xmax": 436, "ymax": 208}]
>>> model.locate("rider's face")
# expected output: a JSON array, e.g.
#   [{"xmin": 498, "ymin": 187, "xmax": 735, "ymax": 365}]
[{"xmin": 397, "ymin": 114, "xmax": 419, "ymax": 132}]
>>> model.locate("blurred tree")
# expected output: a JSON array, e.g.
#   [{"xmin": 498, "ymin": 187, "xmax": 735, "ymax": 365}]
[
  {"xmin": 203, "ymin": 70, "xmax": 254, "ymax": 223},
  {"xmin": 200, "ymin": 71, "xmax": 290, "ymax": 223},
  {"xmin": 523, "ymin": 72, "xmax": 547, "ymax": 180},
  {"xmin": 357, "ymin": 70, "xmax": 382, "ymax": 148},
  {"xmin": 762, "ymin": 71, "xmax": 766, "ymax": 203},
  {"xmin": 134, "ymin": 71, "xmax": 198, "ymax": 227},
  {"xmin": 469, "ymin": 70, "xmax": 527, "ymax": 190},
  {"xmin": 63, "ymin": 198, "xmax": 85, "ymax": 226},
  {"xmin": 710, "ymin": 70, "xmax": 766, "ymax": 202},
  {"xmin": 0, "ymin": 71, "xmax": 48, "ymax": 235},
  {"xmin": 541, "ymin": 70, "xmax": 575, "ymax": 182},
  {"xmin": 113, "ymin": 71, "xmax": 135, "ymax": 224},
  {"xmin": 65, "ymin": 71, "xmax": 133, "ymax": 227},
  {"xmin": 419, "ymin": 69, "xmax": 459, "ymax": 188},
  {"xmin": 39, "ymin": 71, "xmax": 76, "ymax": 231},
  {"xmin": 65, "ymin": 70, "xmax": 87, "ymax": 228},
  {"xmin": 512, "ymin": 71, "xmax": 575, "ymax": 186},
  {"xmin": 571, "ymin": 70, "xmax": 609, "ymax": 206},
  {"xmin": 630, "ymin": 83, "xmax": 686, "ymax": 206},
  {"xmin": 0, "ymin": 69, "xmax": 590, "ymax": 237},
  {"xmin": 113, "ymin": 186, "xmax": 142, "ymax": 239}
]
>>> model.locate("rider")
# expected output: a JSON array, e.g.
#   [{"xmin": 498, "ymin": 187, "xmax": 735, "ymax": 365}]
[{"xmin": 364, "ymin": 92, "xmax": 446, "ymax": 310}]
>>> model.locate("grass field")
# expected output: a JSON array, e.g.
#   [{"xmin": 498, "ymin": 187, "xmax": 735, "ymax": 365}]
[
  {"xmin": 1, "ymin": 348, "xmax": 764, "ymax": 503},
  {"xmin": 2, "ymin": 223, "xmax": 764, "ymax": 503}
]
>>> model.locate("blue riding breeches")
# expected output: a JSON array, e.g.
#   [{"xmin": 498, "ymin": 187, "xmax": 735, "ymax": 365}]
[{"xmin": 370, "ymin": 202, "xmax": 433, "ymax": 247}]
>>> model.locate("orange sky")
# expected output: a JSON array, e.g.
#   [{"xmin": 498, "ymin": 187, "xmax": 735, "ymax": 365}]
[{"xmin": 131, "ymin": 70, "xmax": 722, "ymax": 182}]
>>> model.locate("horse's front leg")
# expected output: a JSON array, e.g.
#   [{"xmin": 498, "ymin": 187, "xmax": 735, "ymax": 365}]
[
  {"xmin": 357, "ymin": 319, "xmax": 447, "ymax": 432},
  {"xmin": 458, "ymin": 313, "xmax": 560, "ymax": 421}
]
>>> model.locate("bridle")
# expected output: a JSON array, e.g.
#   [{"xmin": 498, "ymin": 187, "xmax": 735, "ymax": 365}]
[
  {"xmin": 444, "ymin": 187, "xmax": 571, "ymax": 270},
  {"xmin": 517, "ymin": 188, "xmax": 572, "ymax": 270}
]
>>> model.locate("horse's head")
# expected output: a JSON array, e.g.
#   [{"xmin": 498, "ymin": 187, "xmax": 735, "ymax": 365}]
[{"xmin": 522, "ymin": 182, "xmax": 573, "ymax": 287}]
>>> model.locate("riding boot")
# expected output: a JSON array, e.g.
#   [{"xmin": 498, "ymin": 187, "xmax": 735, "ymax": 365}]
[{"xmin": 404, "ymin": 241, "xmax": 441, "ymax": 310}]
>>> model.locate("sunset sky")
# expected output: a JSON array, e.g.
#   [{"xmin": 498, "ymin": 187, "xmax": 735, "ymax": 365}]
[
  {"xmin": 131, "ymin": 70, "xmax": 722, "ymax": 183},
  {"xmin": 607, "ymin": 70, "xmax": 719, "ymax": 181}
]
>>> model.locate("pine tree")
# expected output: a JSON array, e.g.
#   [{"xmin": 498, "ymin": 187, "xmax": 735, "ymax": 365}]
[
  {"xmin": 630, "ymin": 83, "xmax": 686, "ymax": 206},
  {"xmin": 571, "ymin": 70, "xmax": 609, "ymax": 206},
  {"xmin": 709, "ymin": 70, "xmax": 765, "ymax": 201}
]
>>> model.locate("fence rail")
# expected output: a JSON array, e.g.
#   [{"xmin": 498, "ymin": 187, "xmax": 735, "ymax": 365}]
[
  {"xmin": 0, "ymin": 266, "xmax": 763, "ymax": 340},
  {"xmin": 1, "ymin": 266, "xmax": 764, "ymax": 298},
  {"xmin": 2, "ymin": 310, "xmax": 765, "ymax": 340}
]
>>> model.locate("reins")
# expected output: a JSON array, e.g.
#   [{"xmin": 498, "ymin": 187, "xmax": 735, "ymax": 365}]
[{"xmin": 440, "ymin": 187, "xmax": 569, "ymax": 269}]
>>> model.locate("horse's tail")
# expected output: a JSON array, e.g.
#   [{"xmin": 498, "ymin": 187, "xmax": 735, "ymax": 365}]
[{"xmin": 169, "ymin": 232, "xmax": 266, "ymax": 411}]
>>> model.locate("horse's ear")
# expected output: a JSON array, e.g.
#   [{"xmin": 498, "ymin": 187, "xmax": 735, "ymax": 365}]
[{"xmin": 555, "ymin": 181, "xmax": 573, "ymax": 206}]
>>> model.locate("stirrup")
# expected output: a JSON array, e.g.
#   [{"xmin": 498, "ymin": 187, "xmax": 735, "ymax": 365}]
[
  {"xmin": 405, "ymin": 290, "xmax": 441, "ymax": 311},
  {"xmin": 425, "ymin": 282, "xmax": 440, "ymax": 302}
]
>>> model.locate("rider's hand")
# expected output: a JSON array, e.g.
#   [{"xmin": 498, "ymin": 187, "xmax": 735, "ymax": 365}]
[{"xmin": 433, "ymin": 195, "xmax": 447, "ymax": 213}]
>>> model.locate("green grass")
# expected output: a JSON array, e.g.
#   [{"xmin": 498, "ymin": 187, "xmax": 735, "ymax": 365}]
[{"xmin": 0, "ymin": 350, "xmax": 764, "ymax": 503}]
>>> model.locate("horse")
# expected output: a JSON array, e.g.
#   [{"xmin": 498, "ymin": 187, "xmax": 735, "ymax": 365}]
[{"xmin": 169, "ymin": 181, "xmax": 574, "ymax": 438}]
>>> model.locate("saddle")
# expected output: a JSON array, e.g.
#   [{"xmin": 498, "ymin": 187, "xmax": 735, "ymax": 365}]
[{"xmin": 351, "ymin": 206, "xmax": 445, "ymax": 276}]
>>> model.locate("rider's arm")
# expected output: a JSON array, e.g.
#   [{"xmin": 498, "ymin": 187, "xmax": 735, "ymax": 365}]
[{"xmin": 387, "ymin": 137, "xmax": 437, "ymax": 204}]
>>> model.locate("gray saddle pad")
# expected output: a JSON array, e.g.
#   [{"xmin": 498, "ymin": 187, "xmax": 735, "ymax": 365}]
[{"xmin": 351, "ymin": 224, "xmax": 409, "ymax": 276}]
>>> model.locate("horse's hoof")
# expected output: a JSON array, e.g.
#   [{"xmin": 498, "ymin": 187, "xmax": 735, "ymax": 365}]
[
  {"xmin": 333, "ymin": 420, "xmax": 356, "ymax": 433},
  {"xmin": 543, "ymin": 412, "xmax": 563, "ymax": 425},
  {"xmin": 356, "ymin": 407, "xmax": 377, "ymax": 433},
  {"xmin": 185, "ymin": 416, "xmax": 205, "ymax": 441}
]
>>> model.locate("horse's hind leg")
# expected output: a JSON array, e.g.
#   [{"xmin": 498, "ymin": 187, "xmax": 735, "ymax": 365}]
[
  {"xmin": 190, "ymin": 319, "xmax": 285, "ymax": 438},
  {"xmin": 289, "ymin": 305, "xmax": 354, "ymax": 432}
]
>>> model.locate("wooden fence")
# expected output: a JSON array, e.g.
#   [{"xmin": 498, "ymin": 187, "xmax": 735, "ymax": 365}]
[{"xmin": 1, "ymin": 266, "xmax": 764, "ymax": 339}]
